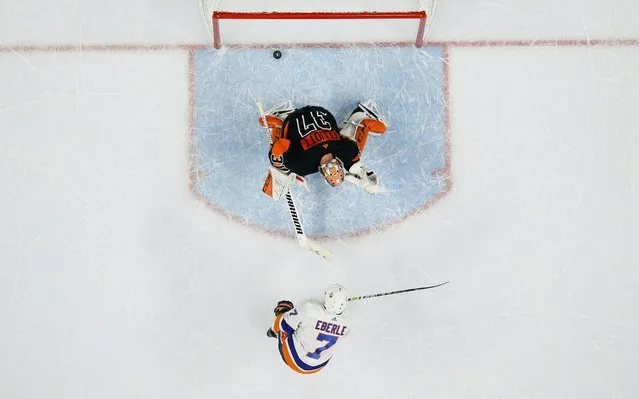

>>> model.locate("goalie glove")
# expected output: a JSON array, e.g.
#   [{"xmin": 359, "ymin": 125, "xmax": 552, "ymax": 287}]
[
  {"xmin": 345, "ymin": 162, "xmax": 380, "ymax": 194},
  {"xmin": 274, "ymin": 300, "xmax": 294, "ymax": 316}
]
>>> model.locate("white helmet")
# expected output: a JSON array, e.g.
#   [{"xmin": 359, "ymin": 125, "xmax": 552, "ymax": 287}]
[{"xmin": 324, "ymin": 284, "xmax": 348, "ymax": 314}]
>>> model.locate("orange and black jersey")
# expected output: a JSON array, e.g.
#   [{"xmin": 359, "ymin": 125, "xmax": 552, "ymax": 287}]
[{"xmin": 269, "ymin": 106, "xmax": 360, "ymax": 176}]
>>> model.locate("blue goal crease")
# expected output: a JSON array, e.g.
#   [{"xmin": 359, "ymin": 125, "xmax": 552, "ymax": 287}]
[{"xmin": 192, "ymin": 46, "xmax": 447, "ymax": 237}]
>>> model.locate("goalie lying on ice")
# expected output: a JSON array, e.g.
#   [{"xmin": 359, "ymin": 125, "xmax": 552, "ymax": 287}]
[{"xmin": 260, "ymin": 99, "xmax": 387, "ymax": 198}]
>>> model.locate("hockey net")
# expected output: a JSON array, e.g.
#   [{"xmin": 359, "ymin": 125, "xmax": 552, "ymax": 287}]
[{"xmin": 200, "ymin": 2, "xmax": 438, "ymax": 48}]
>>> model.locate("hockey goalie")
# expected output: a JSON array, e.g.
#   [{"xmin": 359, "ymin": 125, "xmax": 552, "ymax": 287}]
[{"xmin": 260, "ymin": 99, "xmax": 387, "ymax": 200}]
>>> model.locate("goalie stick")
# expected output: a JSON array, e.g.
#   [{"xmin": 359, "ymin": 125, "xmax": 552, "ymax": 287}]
[
  {"xmin": 284, "ymin": 191, "xmax": 331, "ymax": 259},
  {"xmin": 255, "ymin": 100, "xmax": 331, "ymax": 259},
  {"xmin": 348, "ymin": 281, "xmax": 449, "ymax": 302}
]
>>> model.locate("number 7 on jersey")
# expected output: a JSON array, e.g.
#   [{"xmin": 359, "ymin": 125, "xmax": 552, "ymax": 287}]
[{"xmin": 306, "ymin": 333, "xmax": 338, "ymax": 359}]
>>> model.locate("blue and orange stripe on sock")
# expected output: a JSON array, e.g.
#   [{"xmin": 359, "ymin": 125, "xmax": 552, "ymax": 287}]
[
  {"xmin": 277, "ymin": 331, "xmax": 330, "ymax": 375},
  {"xmin": 272, "ymin": 313, "xmax": 295, "ymax": 335}
]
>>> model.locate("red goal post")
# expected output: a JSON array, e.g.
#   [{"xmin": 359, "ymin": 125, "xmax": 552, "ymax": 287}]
[{"xmin": 203, "ymin": 10, "xmax": 433, "ymax": 49}]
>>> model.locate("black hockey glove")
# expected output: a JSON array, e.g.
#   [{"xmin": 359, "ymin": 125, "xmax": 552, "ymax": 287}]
[{"xmin": 274, "ymin": 300, "xmax": 294, "ymax": 316}]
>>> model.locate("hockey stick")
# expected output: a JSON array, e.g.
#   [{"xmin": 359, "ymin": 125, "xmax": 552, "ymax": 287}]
[
  {"xmin": 348, "ymin": 281, "xmax": 449, "ymax": 302},
  {"xmin": 255, "ymin": 101, "xmax": 331, "ymax": 259},
  {"xmin": 284, "ymin": 191, "xmax": 331, "ymax": 259}
]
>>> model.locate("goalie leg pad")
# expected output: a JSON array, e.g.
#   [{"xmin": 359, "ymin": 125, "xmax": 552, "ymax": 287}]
[
  {"xmin": 265, "ymin": 99, "xmax": 295, "ymax": 120},
  {"xmin": 262, "ymin": 167, "xmax": 295, "ymax": 201},
  {"xmin": 340, "ymin": 99, "xmax": 387, "ymax": 130},
  {"xmin": 341, "ymin": 116, "xmax": 387, "ymax": 152},
  {"xmin": 355, "ymin": 119, "xmax": 387, "ymax": 152},
  {"xmin": 259, "ymin": 100, "xmax": 296, "ymax": 142},
  {"xmin": 339, "ymin": 99, "xmax": 387, "ymax": 152},
  {"xmin": 258, "ymin": 115, "xmax": 284, "ymax": 142},
  {"xmin": 357, "ymin": 99, "xmax": 385, "ymax": 122}
]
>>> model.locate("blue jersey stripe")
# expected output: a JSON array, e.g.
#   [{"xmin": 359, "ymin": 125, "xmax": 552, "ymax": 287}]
[
  {"xmin": 280, "ymin": 317, "xmax": 296, "ymax": 334},
  {"xmin": 285, "ymin": 333, "xmax": 330, "ymax": 371}
]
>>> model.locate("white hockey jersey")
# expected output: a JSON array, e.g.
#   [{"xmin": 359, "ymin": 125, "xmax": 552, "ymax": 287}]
[{"xmin": 272, "ymin": 299, "xmax": 350, "ymax": 374}]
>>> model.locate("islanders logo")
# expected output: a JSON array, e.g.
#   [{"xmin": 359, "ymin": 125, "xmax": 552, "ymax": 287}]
[{"xmin": 190, "ymin": 46, "xmax": 450, "ymax": 238}]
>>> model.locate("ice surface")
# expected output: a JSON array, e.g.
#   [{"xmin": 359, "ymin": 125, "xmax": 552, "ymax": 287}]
[
  {"xmin": 1, "ymin": 0, "xmax": 639, "ymax": 398},
  {"xmin": 192, "ymin": 46, "xmax": 447, "ymax": 237}
]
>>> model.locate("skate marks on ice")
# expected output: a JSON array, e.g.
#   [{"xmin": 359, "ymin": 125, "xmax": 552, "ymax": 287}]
[{"xmin": 190, "ymin": 46, "xmax": 450, "ymax": 238}]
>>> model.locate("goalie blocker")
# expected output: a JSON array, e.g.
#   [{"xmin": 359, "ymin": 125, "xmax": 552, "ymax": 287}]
[{"xmin": 261, "ymin": 100, "xmax": 387, "ymax": 199}]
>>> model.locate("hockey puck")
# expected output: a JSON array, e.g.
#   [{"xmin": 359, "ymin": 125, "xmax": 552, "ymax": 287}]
[{"xmin": 273, "ymin": 50, "xmax": 282, "ymax": 59}]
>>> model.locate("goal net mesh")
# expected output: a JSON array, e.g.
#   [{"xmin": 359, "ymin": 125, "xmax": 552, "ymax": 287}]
[{"xmin": 200, "ymin": 1, "xmax": 437, "ymax": 48}]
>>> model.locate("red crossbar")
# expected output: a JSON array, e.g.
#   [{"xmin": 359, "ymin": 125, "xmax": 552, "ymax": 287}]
[{"xmin": 212, "ymin": 11, "xmax": 427, "ymax": 49}]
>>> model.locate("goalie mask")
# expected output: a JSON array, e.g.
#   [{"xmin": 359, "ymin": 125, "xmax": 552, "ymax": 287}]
[{"xmin": 318, "ymin": 156, "xmax": 345, "ymax": 187}]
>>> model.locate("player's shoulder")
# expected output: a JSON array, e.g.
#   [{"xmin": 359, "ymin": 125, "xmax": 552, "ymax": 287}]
[
  {"xmin": 293, "ymin": 299, "xmax": 329, "ymax": 319},
  {"xmin": 296, "ymin": 299, "xmax": 324, "ymax": 313},
  {"xmin": 336, "ymin": 312, "xmax": 352, "ymax": 327},
  {"xmin": 303, "ymin": 300, "xmax": 350, "ymax": 321}
]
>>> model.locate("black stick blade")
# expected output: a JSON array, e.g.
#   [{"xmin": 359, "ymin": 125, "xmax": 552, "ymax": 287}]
[{"xmin": 347, "ymin": 281, "xmax": 449, "ymax": 302}]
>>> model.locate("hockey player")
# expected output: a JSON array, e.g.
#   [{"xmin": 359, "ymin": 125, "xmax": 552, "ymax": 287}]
[
  {"xmin": 260, "ymin": 100, "xmax": 387, "ymax": 197},
  {"xmin": 267, "ymin": 284, "xmax": 350, "ymax": 375}
]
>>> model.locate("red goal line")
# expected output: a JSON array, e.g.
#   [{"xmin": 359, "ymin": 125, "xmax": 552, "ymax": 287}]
[{"xmin": 212, "ymin": 11, "xmax": 428, "ymax": 49}]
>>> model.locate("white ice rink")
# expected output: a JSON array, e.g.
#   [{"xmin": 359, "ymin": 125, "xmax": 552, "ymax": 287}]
[{"xmin": 1, "ymin": 1, "xmax": 638, "ymax": 398}]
